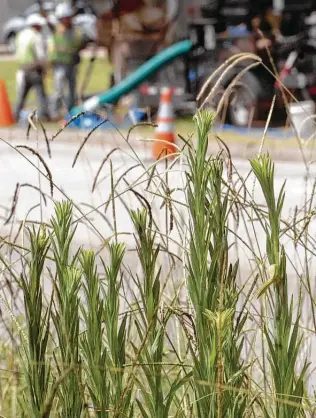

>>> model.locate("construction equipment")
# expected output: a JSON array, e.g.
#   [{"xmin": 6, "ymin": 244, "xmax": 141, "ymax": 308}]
[
  {"xmin": 66, "ymin": 0, "xmax": 316, "ymax": 129},
  {"xmin": 70, "ymin": 39, "xmax": 192, "ymax": 115}
]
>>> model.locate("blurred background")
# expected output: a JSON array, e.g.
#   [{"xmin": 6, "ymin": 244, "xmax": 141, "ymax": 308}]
[{"xmin": 2, "ymin": 0, "xmax": 316, "ymax": 133}]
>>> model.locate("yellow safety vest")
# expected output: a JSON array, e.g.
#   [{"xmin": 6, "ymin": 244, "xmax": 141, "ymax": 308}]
[
  {"xmin": 48, "ymin": 25, "xmax": 83, "ymax": 65},
  {"xmin": 16, "ymin": 29, "xmax": 39, "ymax": 66}
]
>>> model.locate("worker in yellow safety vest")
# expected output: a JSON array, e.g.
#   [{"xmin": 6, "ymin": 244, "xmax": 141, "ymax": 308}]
[
  {"xmin": 48, "ymin": 2, "xmax": 88, "ymax": 116},
  {"xmin": 15, "ymin": 14, "xmax": 50, "ymax": 122}
]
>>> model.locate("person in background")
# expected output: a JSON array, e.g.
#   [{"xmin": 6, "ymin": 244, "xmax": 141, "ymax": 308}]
[
  {"xmin": 91, "ymin": 0, "xmax": 166, "ymax": 83},
  {"xmin": 15, "ymin": 14, "xmax": 50, "ymax": 122},
  {"xmin": 92, "ymin": 0, "xmax": 165, "ymax": 41},
  {"xmin": 251, "ymin": 7, "xmax": 274, "ymax": 50},
  {"xmin": 48, "ymin": 2, "xmax": 88, "ymax": 117}
]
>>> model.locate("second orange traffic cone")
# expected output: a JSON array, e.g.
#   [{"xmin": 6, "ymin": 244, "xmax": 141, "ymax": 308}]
[
  {"xmin": 152, "ymin": 87, "xmax": 176, "ymax": 160},
  {"xmin": 0, "ymin": 79, "xmax": 14, "ymax": 127}
]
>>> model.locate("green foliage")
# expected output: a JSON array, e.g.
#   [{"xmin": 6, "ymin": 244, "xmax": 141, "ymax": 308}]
[
  {"xmin": 186, "ymin": 111, "xmax": 248, "ymax": 418},
  {"xmin": 50, "ymin": 202, "xmax": 84, "ymax": 417},
  {"xmin": 80, "ymin": 249, "xmax": 110, "ymax": 417},
  {"xmin": 0, "ymin": 112, "xmax": 312, "ymax": 418},
  {"xmin": 251, "ymin": 155, "xmax": 308, "ymax": 418},
  {"xmin": 130, "ymin": 209, "xmax": 191, "ymax": 418},
  {"xmin": 20, "ymin": 226, "xmax": 51, "ymax": 417}
]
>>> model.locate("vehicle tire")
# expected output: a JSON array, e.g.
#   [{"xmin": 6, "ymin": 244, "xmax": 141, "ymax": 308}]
[
  {"xmin": 7, "ymin": 33, "xmax": 16, "ymax": 54},
  {"xmin": 227, "ymin": 72, "xmax": 262, "ymax": 128}
]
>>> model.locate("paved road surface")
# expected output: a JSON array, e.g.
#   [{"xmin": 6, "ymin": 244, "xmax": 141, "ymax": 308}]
[{"xmin": 0, "ymin": 133, "xmax": 315, "ymax": 386}]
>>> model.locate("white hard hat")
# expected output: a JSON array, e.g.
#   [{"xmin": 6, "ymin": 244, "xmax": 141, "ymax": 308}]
[
  {"xmin": 55, "ymin": 2, "xmax": 73, "ymax": 19},
  {"xmin": 306, "ymin": 12, "xmax": 316, "ymax": 26},
  {"xmin": 26, "ymin": 13, "xmax": 46, "ymax": 27},
  {"xmin": 90, "ymin": 0, "xmax": 113, "ymax": 17},
  {"xmin": 47, "ymin": 13, "xmax": 58, "ymax": 26}
]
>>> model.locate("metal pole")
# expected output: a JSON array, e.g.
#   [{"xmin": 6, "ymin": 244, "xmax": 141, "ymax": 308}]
[{"xmin": 167, "ymin": 0, "xmax": 173, "ymax": 19}]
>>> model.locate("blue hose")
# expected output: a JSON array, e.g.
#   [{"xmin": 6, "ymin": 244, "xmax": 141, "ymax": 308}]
[{"xmin": 70, "ymin": 39, "xmax": 193, "ymax": 115}]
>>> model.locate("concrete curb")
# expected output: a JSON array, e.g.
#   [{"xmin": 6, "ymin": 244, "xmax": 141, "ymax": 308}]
[{"xmin": 0, "ymin": 125, "xmax": 313, "ymax": 164}]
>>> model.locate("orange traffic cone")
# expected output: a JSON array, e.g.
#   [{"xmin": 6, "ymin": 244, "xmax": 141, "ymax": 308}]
[
  {"xmin": 0, "ymin": 79, "xmax": 14, "ymax": 127},
  {"xmin": 152, "ymin": 87, "xmax": 176, "ymax": 160}
]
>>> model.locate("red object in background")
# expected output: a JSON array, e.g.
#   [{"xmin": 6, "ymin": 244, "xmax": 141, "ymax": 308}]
[
  {"xmin": 153, "ymin": 87, "xmax": 176, "ymax": 160},
  {"xmin": 117, "ymin": 0, "xmax": 145, "ymax": 14},
  {"xmin": 261, "ymin": 100, "xmax": 272, "ymax": 109},
  {"xmin": 308, "ymin": 86, "xmax": 316, "ymax": 95},
  {"xmin": 0, "ymin": 79, "xmax": 14, "ymax": 127},
  {"xmin": 274, "ymin": 51, "xmax": 298, "ymax": 90},
  {"xmin": 187, "ymin": 4, "xmax": 200, "ymax": 17}
]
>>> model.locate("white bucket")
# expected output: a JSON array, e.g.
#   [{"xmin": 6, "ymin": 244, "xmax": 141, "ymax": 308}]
[{"xmin": 289, "ymin": 100, "xmax": 316, "ymax": 139}]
